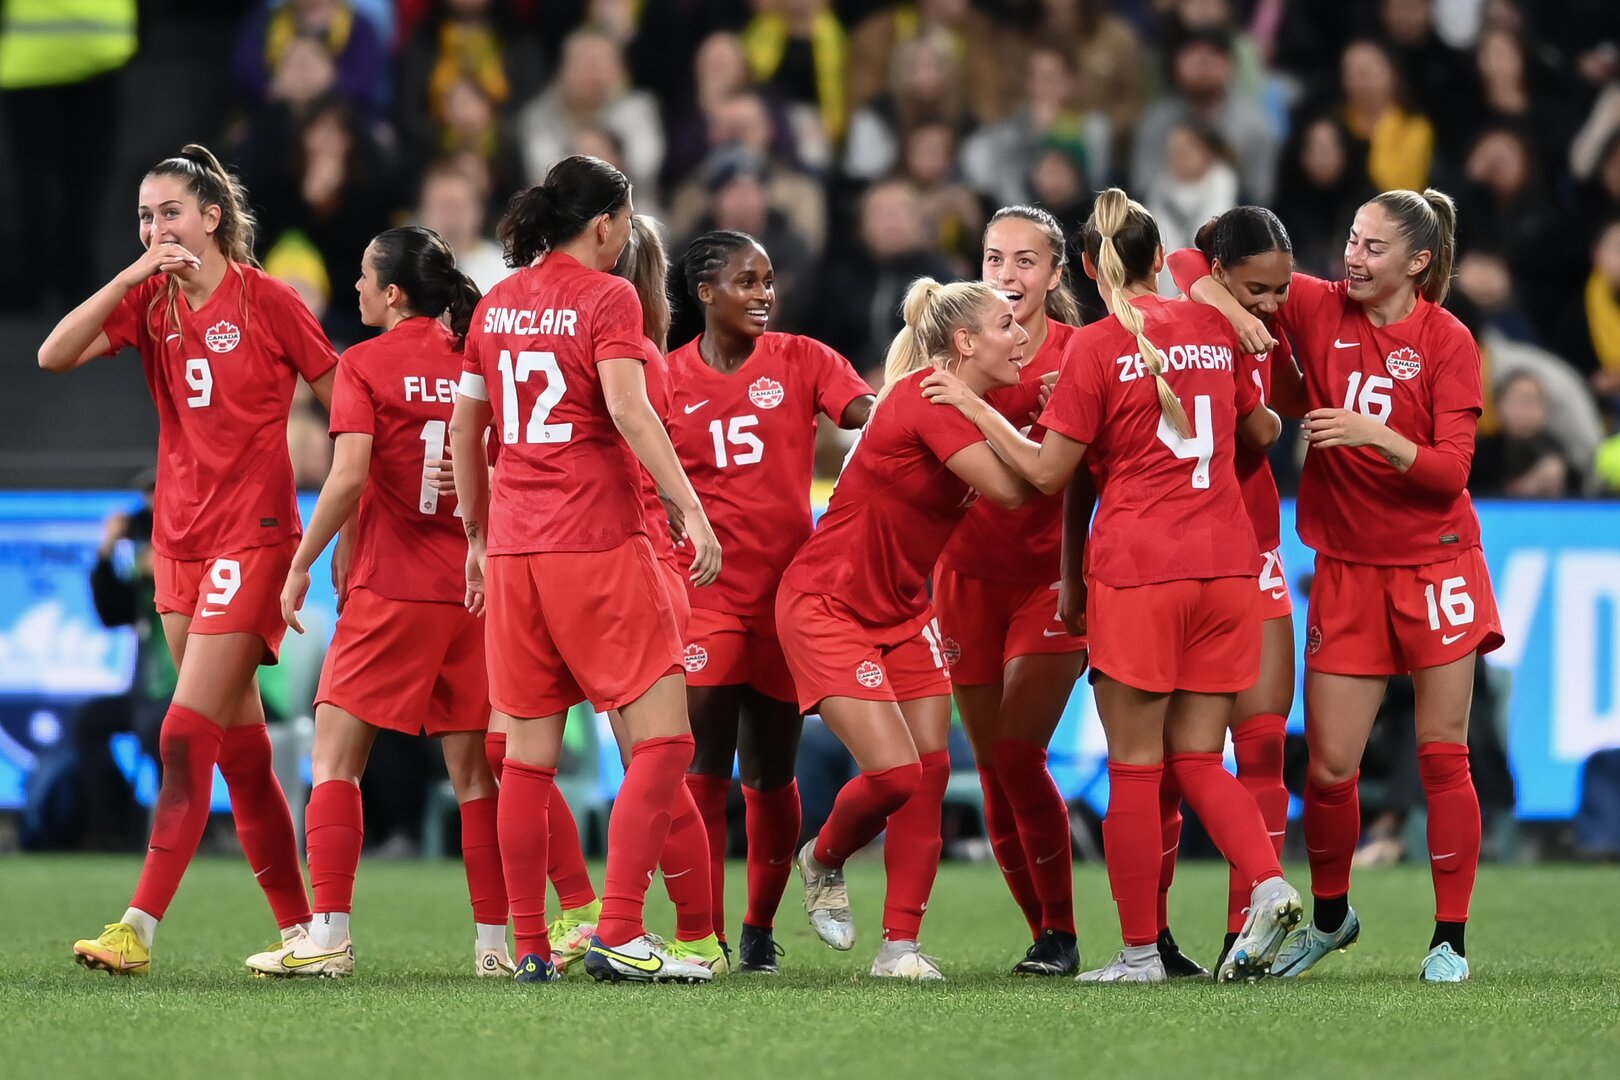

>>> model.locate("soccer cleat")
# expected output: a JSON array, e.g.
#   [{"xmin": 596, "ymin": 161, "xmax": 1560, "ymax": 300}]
[
  {"xmin": 1218, "ymin": 877, "xmax": 1303, "ymax": 983},
  {"xmin": 1271, "ymin": 906, "xmax": 1361, "ymax": 979},
  {"xmin": 1012, "ymin": 929, "xmax": 1080, "ymax": 976},
  {"xmin": 477, "ymin": 945, "xmax": 516, "ymax": 978},
  {"xmin": 796, "ymin": 840, "xmax": 855, "ymax": 950},
  {"xmin": 548, "ymin": 901, "xmax": 600, "ymax": 972},
  {"xmin": 245, "ymin": 927, "xmax": 354, "ymax": 978},
  {"xmin": 870, "ymin": 938, "xmax": 944, "ymax": 981},
  {"xmin": 738, "ymin": 923, "xmax": 785, "ymax": 974},
  {"xmin": 583, "ymin": 933, "xmax": 713, "ymax": 984},
  {"xmin": 1420, "ymin": 942, "xmax": 1470, "ymax": 983},
  {"xmin": 513, "ymin": 953, "xmax": 561, "ymax": 983},
  {"xmin": 1157, "ymin": 928, "xmax": 1210, "ymax": 979},
  {"xmin": 73, "ymin": 923, "xmax": 151, "ymax": 976},
  {"xmin": 1076, "ymin": 948, "xmax": 1167, "ymax": 984},
  {"xmin": 665, "ymin": 933, "xmax": 731, "ymax": 976}
]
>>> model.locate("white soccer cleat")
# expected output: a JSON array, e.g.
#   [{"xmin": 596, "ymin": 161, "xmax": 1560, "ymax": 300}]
[
  {"xmin": 796, "ymin": 840, "xmax": 855, "ymax": 951},
  {"xmin": 476, "ymin": 945, "xmax": 516, "ymax": 978},
  {"xmin": 1076, "ymin": 947, "xmax": 1167, "ymax": 984},
  {"xmin": 1219, "ymin": 876, "xmax": 1304, "ymax": 983},
  {"xmin": 245, "ymin": 926, "xmax": 354, "ymax": 978},
  {"xmin": 870, "ymin": 939, "xmax": 944, "ymax": 981},
  {"xmin": 583, "ymin": 933, "xmax": 713, "ymax": 984}
]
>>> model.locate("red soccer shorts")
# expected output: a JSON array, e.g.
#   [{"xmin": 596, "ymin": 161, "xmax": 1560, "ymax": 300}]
[
  {"xmin": 153, "ymin": 537, "xmax": 299, "ymax": 662},
  {"xmin": 485, "ymin": 536, "xmax": 681, "ymax": 718},
  {"xmin": 1257, "ymin": 546, "xmax": 1294, "ymax": 621},
  {"xmin": 1306, "ymin": 548, "xmax": 1504, "ymax": 676},
  {"xmin": 659, "ymin": 561, "xmax": 692, "ymax": 641},
  {"xmin": 316, "ymin": 587, "xmax": 488, "ymax": 735},
  {"xmin": 1087, "ymin": 576, "xmax": 1261, "ymax": 694},
  {"xmin": 680, "ymin": 605, "xmax": 797, "ymax": 703},
  {"xmin": 775, "ymin": 582, "xmax": 951, "ymax": 714},
  {"xmin": 932, "ymin": 567, "xmax": 1087, "ymax": 687}
]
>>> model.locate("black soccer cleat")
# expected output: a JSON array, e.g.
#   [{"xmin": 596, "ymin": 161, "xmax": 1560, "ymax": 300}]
[
  {"xmin": 1158, "ymin": 928, "xmax": 1212, "ymax": 979},
  {"xmin": 737, "ymin": 923, "xmax": 784, "ymax": 974},
  {"xmin": 1012, "ymin": 929, "xmax": 1081, "ymax": 977}
]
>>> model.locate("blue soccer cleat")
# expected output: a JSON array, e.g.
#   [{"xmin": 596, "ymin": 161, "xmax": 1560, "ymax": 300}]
[
  {"xmin": 1271, "ymin": 907, "xmax": 1361, "ymax": 979},
  {"xmin": 512, "ymin": 953, "xmax": 560, "ymax": 984},
  {"xmin": 1420, "ymin": 942, "xmax": 1470, "ymax": 983}
]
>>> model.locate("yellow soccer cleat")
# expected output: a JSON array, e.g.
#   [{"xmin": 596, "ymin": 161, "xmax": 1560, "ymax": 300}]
[
  {"xmin": 73, "ymin": 923, "xmax": 152, "ymax": 976},
  {"xmin": 548, "ymin": 901, "xmax": 601, "ymax": 972},
  {"xmin": 665, "ymin": 933, "xmax": 731, "ymax": 977}
]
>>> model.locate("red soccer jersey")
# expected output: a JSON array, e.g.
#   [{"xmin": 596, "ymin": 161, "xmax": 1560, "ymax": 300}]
[
  {"xmin": 461, "ymin": 252, "xmax": 647, "ymax": 556},
  {"xmin": 631, "ymin": 336, "xmax": 680, "ymax": 573},
  {"xmin": 1276, "ymin": 274, "xmax": 1482, "ymax": 565},
  {"xmin": 667, "ymin": 332, "xmax": 871, "ymax": 615},
  {"xmin": 1040, "ymin": 294, "xmax": 1260, "ymax": 588},
  {"xmin": 328, "ymin": 316, "xmax": 469, "ymax": 604},
  {"xmin": 1234, "ymin": 333, "xmax": 1288, "ymax": 551},
  {"xmin": 938, "ymin": 319, "xmax": 1077, "ymax": 583},
  {"xmin": 101, "ymin": 265, "xmax": 338, "ymax": 560},
  {"xmin": 782, "ymin": 368, "xmax": 985, "ymax": 629}
]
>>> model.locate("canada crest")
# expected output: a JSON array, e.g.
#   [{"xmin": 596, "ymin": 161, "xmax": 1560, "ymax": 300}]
[
  {"xmin": 855, "ymin": 660, "xmax": 884, "ymax": 688},
  {"xmin": 748, "ymin": 376, "xmax": 785, "ymax": 409},
  {"xmin": 942, "ymin": 637, "xmax": 962, "ymax": 666},
  {"xmin": 205, "ymin": 320, "xmax": 240, "ymax": 353},
  {"xmin": 1384, "ymin": 346, "xmax": 1421, "ymax": 381},
  {"xmin": 682, "ymin": 644, "xmax": 708, "ymax": 672}
]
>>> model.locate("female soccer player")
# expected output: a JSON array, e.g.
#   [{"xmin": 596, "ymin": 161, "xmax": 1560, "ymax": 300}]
[
  {"xmin": 43, "ymin": 144, "xmax": 332, "ymax": 976},
  {"xmin": 932, "ymin": 205, "xmax": 1091, "ymax": 977},
  {"xmin": 1165, "ymin": 207, "xmax": 1299, "ymax": 970},
  {"xmin": 782, "ymin": 277, "xmax": 1035, "ymax": 981},
  {"xmin": 1174, "ymin": 189, "xmax": 1501, "ymax": 983},
  {"xmin": 665, "ymin": 230, "xmax": 874, "ymax": 973},
  {"xmin": 923, "ymin": 189, "xmax": 1303, "ymax": 984},
  {"xmin": 239, "ymin": 226, "xmax": 508, "ymax": 978},
  {"xmin": 450, "ymin": 155, "xmax": 721, "ymax": 985}
]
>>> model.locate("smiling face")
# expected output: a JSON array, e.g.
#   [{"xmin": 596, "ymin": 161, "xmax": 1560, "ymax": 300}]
[
  {"xmin": 1214, "ymin": 248, "xmax": 1292, "ymax": 323},
  {"xmin": 954, "ymin": 294, "xmax": 1029, "ymax": 389},
  {"xmin": 982, "ymin": 216, "xmax": 1063, "ymax": 328},
  {"xmin": 1344, "ymin": 202, "xmax": 1428, "ymax": 306},
  {"xmin": 701, "ymin": 241, "xmax": 774, "ymax": 339},
  {"xmin": 138, "ymin": 173, "xmax": 217, "ymax": 256}
]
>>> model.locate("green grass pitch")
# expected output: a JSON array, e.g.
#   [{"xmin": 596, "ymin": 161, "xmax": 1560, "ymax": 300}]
[{"xmin": 6, "ymin": 856, "xmax": 1619, "ymax": 1079}]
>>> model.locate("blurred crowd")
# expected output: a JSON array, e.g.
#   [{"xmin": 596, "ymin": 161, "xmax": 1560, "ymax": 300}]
[{"xmin": 9, "ymin": 0, "xmax": 1620, "ymax": 497}]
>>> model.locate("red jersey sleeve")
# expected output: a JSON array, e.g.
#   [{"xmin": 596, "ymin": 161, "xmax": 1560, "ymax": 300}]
[
  {"xmin": 807, "ymin": 338, "xmax": 872, "ymax": 422},
  {"xmin": 264, "ymin": 276, "xmax": 339, "ymax": 382},
  {"xmin": 988, "ymin": 379, "xmax": 1045, "ymax": 425},
  {"xmin": 1039, "ymin": 345, "xmax": 1106, "ymax": 445},
  {"xmin": 904, "ymin": 385, "xmax": 984, "ymax": 464},
  {"xmin": 590, "ymin": 279, "xmax": 645, "ymax": 365},
  {"xmin": 1167, "ymin": 248, "xmax": 1214, "ymax": 295},
  {"xmin": 328, "ymin": 352, "xmax": 377, "ymax": 437},
  {"xmin": 1273, "ymin": 272, "xmax": 1340, "ymax": 343},
  {"xmin": 1402, "ymin": 324, "xmax": 1482, "ymax": 497},
  {"xmin": 101, "ymin": 284, "xmax": 153, "ymax": 355}
]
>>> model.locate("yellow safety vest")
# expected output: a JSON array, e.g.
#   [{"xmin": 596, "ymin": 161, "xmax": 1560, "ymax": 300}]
[{"xmin": 0, "ymin": 0, "xmax": 137, "ymax": 90}]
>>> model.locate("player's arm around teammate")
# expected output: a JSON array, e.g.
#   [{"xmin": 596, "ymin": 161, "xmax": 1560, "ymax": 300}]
[
  {"xmin": 1165, "ymin": 207, "xmax": 1300, "ymax": 971},
  {"xmin": 928, "ymin": 205, "xmax": 1095, "ymax": 977},
  {"xmin": 663, "ymin": 230, "xmax": 876, "ymax": 972},
  {"xmin": 45, "ymin": 145, "xmax": 337, "ymax": 975},
  {"xmin": 449, "ymin": 155, "xmax": 721, "ymax": 985},
  {"xmin": 1188, "ymin": 189, "xmax": 1499, "ymax": 983},
  {"xmin": 781, "ymin": 279, "xmax": 1033, "ymax": 981},
  {"xmin": 927, "ymin": 190, "xmax": 1299, "ymax": 984}
]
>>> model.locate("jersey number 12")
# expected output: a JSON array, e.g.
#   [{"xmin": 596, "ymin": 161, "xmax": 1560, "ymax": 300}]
[{"xmin": 498, "ymin": 349, "xmax": 572, "ymax": 445}]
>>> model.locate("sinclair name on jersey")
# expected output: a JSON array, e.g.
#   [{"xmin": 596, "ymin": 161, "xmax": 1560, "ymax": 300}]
[
  {"xmin": 482, "ymin": 306, "xmax": 579, "ymax": 336},
  {"xmin": 1115, "ymin": 342, "xmax": 1236, "ymax": 382}
]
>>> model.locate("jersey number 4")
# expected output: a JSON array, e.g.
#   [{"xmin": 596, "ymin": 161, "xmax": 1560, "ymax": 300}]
[
  {"xmin": 1156, "ymin": 394, "xmax": 1214, "ymax": 489},
  {"xmin": 497, "ymin": 349, "xmax": 572, "ymax": 444}
]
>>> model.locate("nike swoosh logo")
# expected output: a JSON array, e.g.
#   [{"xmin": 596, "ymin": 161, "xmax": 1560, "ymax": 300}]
[
  {"xmin": 664, "ymin": 868, "xmax": 692, "ymax": 880},
  {"xmin": 199, "ymin": 609, "xmax": 226, "ymax": 618},
  {"xmin": 1042, "ymin": 629, "xmax": 1069, "ymax": 638},
  {"xmin": 1441, "ymin": 632, "xmax": 1467, "ymax": 645},
  {"xmin": 1035, "ymin": 850, "xmax": 1064, "ymax": 865},
  {"xmin": 769, "ymin": 858, "xmax": 790, "ymax": 866},
  {"xmin": 1431, "ymin": 851, "xmax": 1457, "ymax": 861},
  {"xmin": 165, "ymin": 334, "xmax": 182, "ymax": 343},
  {"xmin": 282, "ymin": 949, "xmax": 349, "ymax": 969},
  {"xmin": 588, "ymin": 943, "xmax": 663, "ymax": 973},
  {"xmin": 1267, "ymin": 830, "xmax": 1287, "ymax": 837},
  {"xmin": 1268, "ymin": 590, "xmax": 1287, "ymax": 600},
  {"xmin": 253, "ymin": 866, "xmax": 270, "ymax": 879},
  {"xmin": 1333, "ymin": 338, "xmax": 1359, "ymax": 349},
  {"xmin": 683, "ymin": 400, "xmax": 710, "ymax": 414}
]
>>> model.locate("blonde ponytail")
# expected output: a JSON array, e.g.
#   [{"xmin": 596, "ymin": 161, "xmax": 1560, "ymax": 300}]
[
  {"xmin": 877, "ymin": 277, "xmax": 1004, "ymax": 404},
  {"xmin": 1090, "ymin": 189, "xmax": 1190, "ymax": 438},
  {"xmin": 1368, "ymin": 187, "xmax": 1458, "ymax": 304}
]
